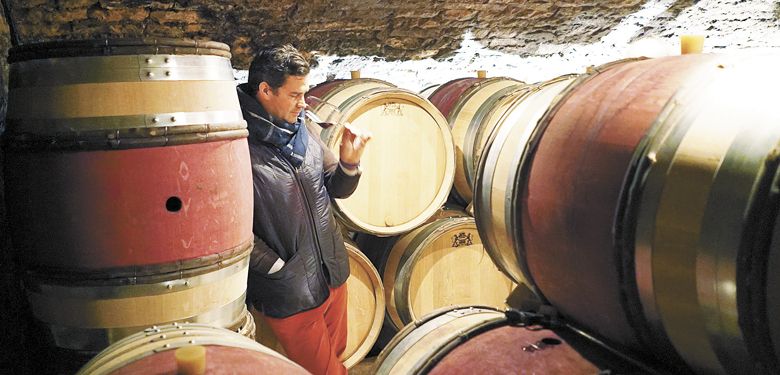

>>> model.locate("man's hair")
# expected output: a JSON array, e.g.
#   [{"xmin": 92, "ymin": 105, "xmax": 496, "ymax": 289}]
[{"xmin": 247, "ymin": 44, "xmax": 310, "ymax": 95}]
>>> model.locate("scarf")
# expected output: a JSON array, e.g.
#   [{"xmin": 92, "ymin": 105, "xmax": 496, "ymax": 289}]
[{"xmin": 237, "ymin": 83, "xmax": 307, "ymax": 167}]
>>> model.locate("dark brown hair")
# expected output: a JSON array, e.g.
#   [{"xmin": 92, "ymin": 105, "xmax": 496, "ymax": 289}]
[{"xmin": 247, "ymin": 44, "xmax": 310, "ymax": 95}]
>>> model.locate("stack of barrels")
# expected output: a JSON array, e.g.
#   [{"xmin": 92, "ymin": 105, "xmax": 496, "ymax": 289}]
[
  {"xmin": 303, "ymin": 53, "xmax": 780, "ymax": 375},
  {"xmin": 3, "ymin": 38, "xmax": 255, "ymax": 373},
  {"xmin": 384, "ymin": 54, "xmax": 780, "ymax": 375},
  {"xmin": 246, "ymin": 72, "xmax": 522, "ymax": 371},
  {"xmin": 288, "ymin": 72, "xmax": 525, "ymax": 371}
]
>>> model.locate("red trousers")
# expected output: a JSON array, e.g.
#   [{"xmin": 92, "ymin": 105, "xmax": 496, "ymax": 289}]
[{"xmin": 262, "ymin": 284, "xmax": 348, "ymax": 375}]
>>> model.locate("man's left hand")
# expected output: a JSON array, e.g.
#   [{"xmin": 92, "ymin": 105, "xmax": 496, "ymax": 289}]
[{"xmin": 340, "ymin": 123, "xmax": 372, "ymax": 164}]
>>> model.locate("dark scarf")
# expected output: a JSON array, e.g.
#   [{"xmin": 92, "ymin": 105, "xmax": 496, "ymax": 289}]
[{"xmin": 237, "ymin": 83, "xmax": 307, "ymax": 167}]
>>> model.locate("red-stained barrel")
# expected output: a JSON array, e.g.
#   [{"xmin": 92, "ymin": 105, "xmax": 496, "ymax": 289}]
[
  {"xmin": 373, "ymin": 306, "xmax": 645, "ymax": 374},
  {"xmin": 2, "ymin": 38, "xmax": 254, "ymax": 367},
  {"xmin": 76, "ymin": 323, "xmax": 308, "ymax": 375},
  {"xmin": 510, "ymin": 54, "xmax": 780, "ymax": 374}
]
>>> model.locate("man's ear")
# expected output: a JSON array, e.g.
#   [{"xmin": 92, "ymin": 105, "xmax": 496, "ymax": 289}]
[
  {"xmin": 257, "ymin": 82, "xmax": 273, "ymax": 96},
  {"xmin": 257, "ymin": 82, "xmax": 272, "ymax": 100}
]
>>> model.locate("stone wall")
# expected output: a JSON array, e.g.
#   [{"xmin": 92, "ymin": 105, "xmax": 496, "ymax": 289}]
[{"xmin": 0, "ymin": 0, "xmax": 656, "ymax": 69}]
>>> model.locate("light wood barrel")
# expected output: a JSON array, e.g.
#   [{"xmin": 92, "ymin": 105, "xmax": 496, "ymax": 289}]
[
  {"xmin": 2, "ymin": 38, "xmax": 253, "ymax": 367},
  {"xmin": 373, "ymin": 306, "xmax": 638, "ymax": 375},
  {"xmin": 428, "ymin": 77, "xmax": 525, "ymax": 205},
  {"xmin": 251, "ymin": 242, "xmax": 384, "ymax": 369},
  {"xmin": 516, "ymin": 54, "xmax": 780, "ymax": 374},
  {"xmin": 307, "ymin": 86, "xmax": 455, "ymax": 236},
  {"xmin": 383, "ymin": 217, "xmax": 515, "ymax": 330},
  {"xmin": 472, "ymin": 75, "xmax": 578, "ymax": 287},
  {"xmin": 76, "ymin": 323, "xmax": 307, "ymax": 375}
]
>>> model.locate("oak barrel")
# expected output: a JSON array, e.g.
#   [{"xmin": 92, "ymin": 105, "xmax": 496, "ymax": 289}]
[
  {"xmin": 382, "ymin": 217, "xmax": 515, "ymax": 330},
  {"xmin": 306, "ymin": 78, "xmax": 395, "ymax": 131},
  {"xmin": 2, "ymin": 38, "xmax": 254, "ymax": 363},
  {"xmin": 306, "ymin": 82, "xmax": 455, "ymax": 236},
  {"xmin": 508, "ymin": 54, "xmax": 780, "ymax": 374},
  {"xmin": 76, "ymin": 323, "xmax": 306, "ymax": 375},
  {"xmin": 373, "ymin": 306, "xmax": 639, "ymax": 375}
]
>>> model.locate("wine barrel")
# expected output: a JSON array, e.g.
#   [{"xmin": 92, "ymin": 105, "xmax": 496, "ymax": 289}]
[
  {"xmin": 251, "ymin": 241, "xmax": 384, "ymax": 369},
  {"xmin": 2, "ymin": 38, "xmax": 253, "ymax": 363},
  {"xmin": 373, "ymin": 306, "xmax": 642, "ymax": 375},
  {"xmin": 306, "ymin": 84, "xmax": 455, "ymax": 236},
  {"xmin": 472, "ymin": 74, "xmax": 578, "ymax": 287},
  {"xmin": 382, "ymin": 217, "xmax": 515, "ymax": 330},
  {"xmin": 76, "ymin": 323, "xmax": 307, "ymax": 375},
  {"xmin": 514, "ymin": 54, "xmax": 780, "ymax": 374},
  {"xmin": 428, "ymin": 77, "xmax": 525, "ymax": 205}
]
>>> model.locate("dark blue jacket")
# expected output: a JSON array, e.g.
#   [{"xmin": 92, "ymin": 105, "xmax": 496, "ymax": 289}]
[{"xmin": 238, "ymin": 85, "xmax": 360, "ymax": 318}]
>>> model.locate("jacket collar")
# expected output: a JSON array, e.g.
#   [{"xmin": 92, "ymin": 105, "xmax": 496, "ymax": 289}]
[{"xmin": 237, "ymin": 83, "xmax": 308, "ymax": 167}]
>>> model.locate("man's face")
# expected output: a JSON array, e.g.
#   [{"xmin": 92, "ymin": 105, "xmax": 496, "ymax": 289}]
[{"xmin": 257, "ymin": 75, "xmax": 309, "ymax": 124}]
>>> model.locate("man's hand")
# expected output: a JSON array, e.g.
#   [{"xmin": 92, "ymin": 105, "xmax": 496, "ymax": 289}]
[{"xmin": 339, "ymin": 123, "xmax": 372, "ymax": 165}]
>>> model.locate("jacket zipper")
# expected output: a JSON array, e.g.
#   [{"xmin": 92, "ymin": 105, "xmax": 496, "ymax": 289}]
[{"xmin": 274, "ymin": 149, "xmax": 328, "ymax": 284}]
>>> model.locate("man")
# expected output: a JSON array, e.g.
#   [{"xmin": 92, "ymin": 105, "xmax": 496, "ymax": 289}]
[{"xmin": 236, "ymin": 44, "xmax": 370, "ymax": 375}]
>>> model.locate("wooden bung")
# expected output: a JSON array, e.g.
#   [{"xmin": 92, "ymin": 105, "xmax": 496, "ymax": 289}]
[
  {"xmin": 680, "ymin": 34, "xmax": 704, "ymax": 54},
  {"xmin": 175, "ymin": 345, "xmax": 206, "ymax": 375}
]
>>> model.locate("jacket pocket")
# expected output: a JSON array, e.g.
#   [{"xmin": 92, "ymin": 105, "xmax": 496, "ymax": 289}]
[
  {"xmin": 247, "ymin": 251, "xmax": 324, "ymax": 318},
  {"xmin": 261, "ymin": 251, "xmax": 299, "ymax": 280}
]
